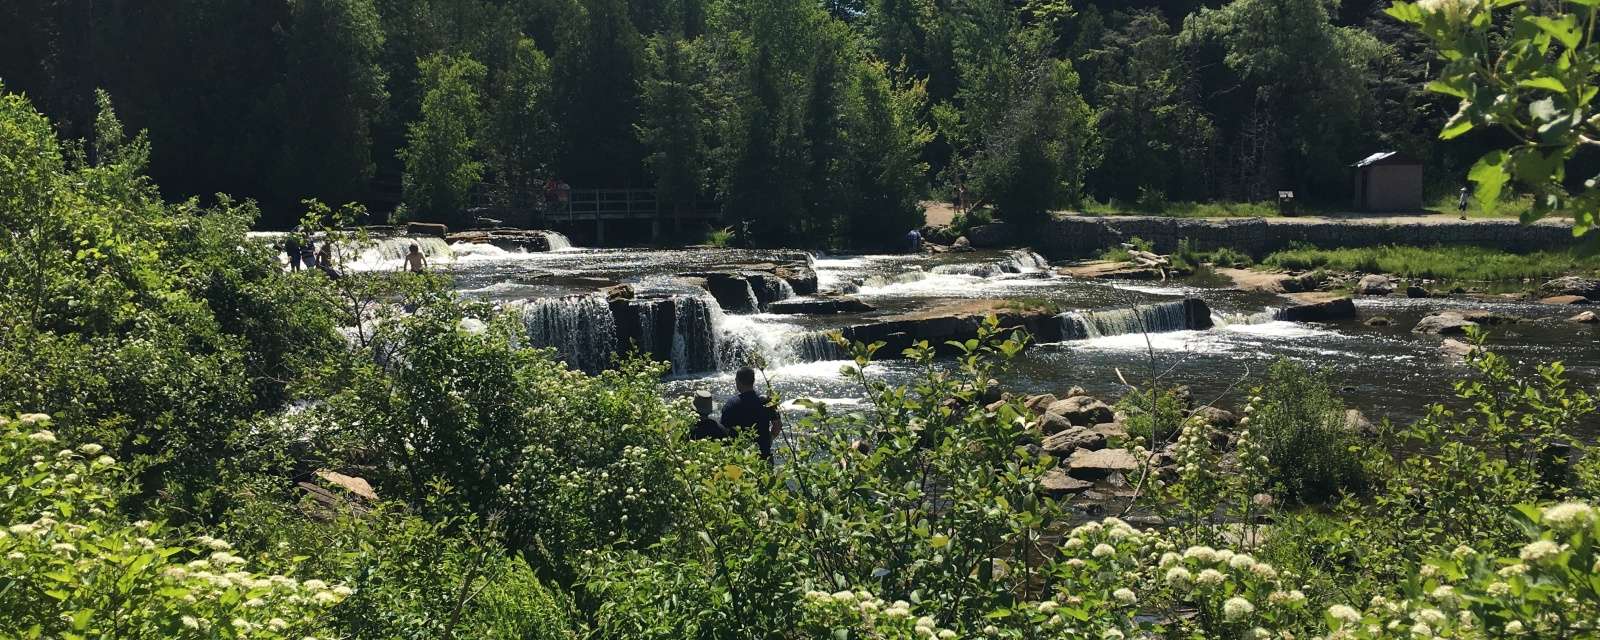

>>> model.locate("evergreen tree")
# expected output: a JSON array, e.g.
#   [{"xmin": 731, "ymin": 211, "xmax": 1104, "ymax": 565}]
[
  {"xmin": 398, "ymin": 53, "xmax": 486, "ymax": 226},
  {"xmin": 280, "ymin": 0, "xmax": 390, "ymax": 209},
  {"xmin": 484, "ymin": 36, "xmax": 556, "ymax": 208},
  {"xmin": 638, "ymin": 31, "xmax": 713, "ymax": 233}
]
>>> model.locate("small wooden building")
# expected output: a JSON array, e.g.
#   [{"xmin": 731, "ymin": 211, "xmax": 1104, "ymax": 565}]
[{"xmin": 1352, "ymin": 151, "xmax": 1423, "ymax": 211}]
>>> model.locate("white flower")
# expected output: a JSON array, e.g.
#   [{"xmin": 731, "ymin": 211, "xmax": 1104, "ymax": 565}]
[
  {"xmin": 313, "ymin": 591, "xmax": 339, "ymax": 605},
  {"xmin": 1519, "ymin": 539, "xmax": 1565, "ymax": 563},
  {"xmin": 1417, "ymin": 0, "xmax": 1479, "ymax": 20},
  {"xmin": 1430, "ymin": 585, "xmax": 1458, "ymax": 606},
  {"xmin": 1542, "ymin": 502, "xmax": 1596, "ymax": 531},
  {"xmin": 302, "ymin": 579, "xmax": 328, "ymax": 591},
  {"xmin": 1417, "ymin": 608, "xmax": 1447, "ymax": 625},
  {"xmin": 1038, "ymin": 600, "xmax": 1059, "ymax": 615},
  {"xmin": 1486, "ymin": 581, "xmax": 1510, "ymax": 597},
  {"xmin": 50, "ymin": 542, "xmax": 74, "ymax": 554},
  {"xmin": 28, "ymin": 430, "xmax": 57, "ymax": 443},
  {"xmin": 1228, "ymin": 554, "xmax": 1255, "ymax": 571},
  {"xmin": 332, "ymin": 585, "xmax": 354, "ymax": 597},
  {"xmin": 19, "ymin": 413, "xmax": 51, "ymax": 425},
  {"xmin": 937, "ymin": 631, "xmax": 956, "ymax": 639},
  {"xmin": 8, "ymin": 524, "xmax": 38, "ymax": 536},
  {"xmin": 1165, "ymin": 567, "xmax": 1193, "ymax": 589},
  {"xmin": 78, "ymin": 443, "xmax": 102, "ymax": 455},
  {"xmin": 1101, "ymin": 630, "xmax": 1124, "ymax": 640},
  {"xmin": 1159, "ymin": 552, "xmax": 1180, "ymax": 567},
  {"xmin": 1091, "ymin": 543, "xmax": 1116, "ymax": 558},
  {"xmin": 1328, "ymin": 604, "xmax": 1362, "ymax": 624},
  {"xmin": 94, "ymin": 455, "xmax": 115, "ymax": 466},
  {"xmin": 1223, "ymin": 597, "xmax": 1255, "ymax": 621},
  {"xmin": 5, "ymin": 552, "xmax": 24, "ymax": 561},
  {"xmin": 1196, "ymin": 568, "xmax": 1226, "ymax": 586},
  {"xmin": 181, "ymin": 616, "xmax": 200, "ymax": 629},
  {"xmin": 1504, "ymin": 620, "xmax": 1526, "ymax": 635},
  {"xmin": 831, "ymin": 590, "xmax": 855, "ymax": 603},
  {"xmin": 1113, "ymin": 588, "xmax": 1136, "ymax": 604},
  {"xmin": 983, "ymin": 625, "xmax": 999, "ymax": 637},
  {"xmin": 1410, "ymin": 622, "xmax": 1432, "ymax": 637},
  {"xmin": 1182, "ymin": 546, "xmax": 1217, "ymax": 563}
]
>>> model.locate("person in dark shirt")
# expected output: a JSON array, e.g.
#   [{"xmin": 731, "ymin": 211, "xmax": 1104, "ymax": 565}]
[
  {"xmin": 721, "ymin": 367, "xmax": 783, "ymax": 460},
  {"xmin": 688, "ymin": 390, "xmax": 728, "ymax": 441},
  {"xmin": 283, "ymin": 232, "xmax": 303, "ymax": 272}
]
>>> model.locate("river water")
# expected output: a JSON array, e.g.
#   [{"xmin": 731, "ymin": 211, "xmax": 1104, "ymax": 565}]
[{"xmin": 343, "ymin": 235, "xmax": 1600, "ymax": 425}]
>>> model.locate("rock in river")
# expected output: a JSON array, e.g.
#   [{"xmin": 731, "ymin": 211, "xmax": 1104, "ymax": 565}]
[
  {"xmin": 1540, "ymin": 295, "xmax": 1591, "ymax": 305},
  {"xmin": 1042, "ymin": 426, "xmax": 1107, "ymax": 457},
  {"xmin": 1275, "ymin": 297, "xmax": 1356, "ymax": 322},
  {"xmin": 1040, "ymin": 470, "xmax": 1094, "ymax": 497},
  {"xmin": 1355, "ymin": 274, "xmax": 1395, "ymax": 296},
  {"xmin": 1542, "ymin": 276, "xmax": 1600, "ymax": 299},
  {"xmin": 1067, "ymin": 448, "xmax": 1140, "ymax": 480},
  {"xmin": 1193, "ymin": 405, "xmax": 1238, "ymax": 430},
  {"xmin": 1412, "ymin": 310, "xmax": 1516, "ymax": 335},
  {"xmin": 766, "ymin": 297, "xmax": 874, "ymax": 314},
  {"xmin": 1046, "ymin": 396, "xmax": 1115, "ymax": 427},
  {"xmin": 1572, "ymin": 311, "xmax": 1599, "ymax": 324}
]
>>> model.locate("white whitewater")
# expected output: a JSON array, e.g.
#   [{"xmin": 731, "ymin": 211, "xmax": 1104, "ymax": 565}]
[
  {"xmin": 1057, "ymin": 300, "xmax": 1200, "ymax": 340},
  {"xmin": 514, "ymin": 294, "xmax": 618, "ymax": 373}
]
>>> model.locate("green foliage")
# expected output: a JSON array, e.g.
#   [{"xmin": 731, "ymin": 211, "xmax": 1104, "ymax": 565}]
[
  {"xmin": 399, "ymin": 53, "xmax": 486, "ymax": 226},
  {"xmin": 704, "ymin": 225, "xmax": 736, "ymax": 247},
  {"xmin": 0, "ymin": 88, "xmax": 343, "ymax": 516},
  {"xmin": 280, "ymin": 0, "xmax": 389, "ymax": 207},
  {"xmin": 1392, "ymin": 0, "xmax": 1600, "ymax": 239},
  {"xmin": 1177, "ymin": 239, "xmax": 1254, "ymax": 268},
  {"xmin": 483, "ymin": 37, "xmax": 557, "ymax": 204},
  {"xmin": 0, "ymin": 414, "xmax": 347, "ymax": 638},
  {"xmin": 1245, "ymin": 360, "xmax": 1367, "ymax": 505},
  {"xmin": 1259, "ymin": 244, "xmax": 1600, "ymax": 281},
  {"xmin": 1116, "ymin": 386, "xmax": 1188, "ymax": 446},
  {"xmin": 224, "ymin": 496, "xmax": 577, "ymax": 640}
]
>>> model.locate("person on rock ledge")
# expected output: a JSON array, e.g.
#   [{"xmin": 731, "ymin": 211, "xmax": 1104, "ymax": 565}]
[{"xmin": 721, "ymin": 367, "xmax": 782, "ymax": 461}]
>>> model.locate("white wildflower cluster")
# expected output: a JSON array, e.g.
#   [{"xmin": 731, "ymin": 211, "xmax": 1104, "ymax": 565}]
[
  {"xmin": 802, "ymin": 589, "xmax": 957, "ymax": 638},
  {"xmin": 1540, "ymin": 502, "xmax": 1596, "ymax": 533},
  {"xmin": 1160, "ymin": 541, "xmax": 1302, "ymax": 632},
  {"xmin": 1, "ymin": 414, "xmax": 348, "ymax": 638},
  {"xmin": 1416, "ymin": 0, "xmax": 1483, "ymax": 21}
]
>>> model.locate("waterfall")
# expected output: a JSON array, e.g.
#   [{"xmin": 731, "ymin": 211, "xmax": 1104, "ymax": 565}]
[
  {"xmin": 346, "ymin": 236, "xmax": 453, "ymax": 271},
  {"xmin": 543, "ymin": 231, "xmax": 573, "ymax": 250},
  {"xmin": 668, "ymin": 295, "xmax": 722, "ymax": 374},
  {"xmin": 1057, "ymin": 299, "xmax": 1213, "ymax": 340},
  {"xmin": 1007, "ymin": 249, "xmax": 1051, "ymax": 273},
  {"xmin": 863, "ymin": 270, "xmax": 929, "ymax": 288},
  {"xmin": 929, "ymin": 250, "xmax": 1051, "ymax": 277},
  {"xmin": 515, "ymin": 295, "xmax": 617, "ymax": 373},
  {"xmin": 717, "ymin": 316, "xmax": 848, "ymax": 370}
]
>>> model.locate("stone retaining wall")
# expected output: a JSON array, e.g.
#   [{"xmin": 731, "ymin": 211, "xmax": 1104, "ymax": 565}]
[{"xmin": 1014, "ymin": 216, "xmax": 1579, "ymax": 259}]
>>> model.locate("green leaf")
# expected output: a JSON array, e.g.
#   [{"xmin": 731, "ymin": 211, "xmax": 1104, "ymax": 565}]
[
  {"xmin": 1425, "ymin": 79, "xmax": 1469, "ymax": 98},
  {"xmin": 1517, "ymin": 77, "xmax": 1568, "ymax": 93},
  {"xmin": 1532, "ymin": 15, "xmax": 1581, "ymax": 49},
  {"xmin": 70, "ymin": 609, "xmax": 91, "ymax": 631},
  {"xmin": 1468, "ymin": 150, "xmax": 1510, "ymax": 212}
]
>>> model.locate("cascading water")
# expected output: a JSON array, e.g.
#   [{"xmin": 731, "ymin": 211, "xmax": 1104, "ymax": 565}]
[
  {"xmin": 346, "ymin": 236, "xmax": 453, "ymax": 271},
  {"xmin": 543, "ymin": 231, "xmax": 573, "ymax": 250},
  {"xmin": 515, "ymin": 294, "xmax": 617, "ymax": 373},
  {"xmin": 717, "ymin": 315, "xmax": 848, "ymax": 370},
  {"xmin": 1057, "ymin": 299, "xmax": 1212, "ymax": 340}
]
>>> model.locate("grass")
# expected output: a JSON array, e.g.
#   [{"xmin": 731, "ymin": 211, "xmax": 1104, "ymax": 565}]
[
  {"xmin": 705, "ymin": 225, "xmax": 735, "ymax": 248},
  {"xmin": 1079, "ymin": 199, "xmax": 1287, "ymax": 218},
  {"xmin": 1258, "ymin": 244, "xmax": 1600, "ymax": 281}
]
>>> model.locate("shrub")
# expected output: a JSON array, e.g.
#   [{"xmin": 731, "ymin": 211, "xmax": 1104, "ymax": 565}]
[
  {"xmin": 0, "ymin": 413, "xmax": 346, "ymax": 638},
  {"xmin": 1246, "ymin": 359, "xmax": 1367, "ymax": 505}
]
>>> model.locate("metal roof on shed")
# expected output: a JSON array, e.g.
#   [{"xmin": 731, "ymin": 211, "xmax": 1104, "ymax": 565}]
[{"xmin": 1352, "ymin": 151, "xmax": 1421, "ymax": 168}]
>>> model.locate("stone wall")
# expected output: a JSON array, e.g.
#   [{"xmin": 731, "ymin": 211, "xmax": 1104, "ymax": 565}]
[{"xmin": 1029, "ymin": 216, "xmax": 1579, "ymax": 259}]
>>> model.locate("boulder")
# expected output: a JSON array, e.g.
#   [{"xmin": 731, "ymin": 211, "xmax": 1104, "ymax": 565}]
[
  {"xmin": 1440, "ymin": 338, "xmax": 1475, "ymax": 358},
  {"xmin": 601, "ymin": 284, "xmax": 635, "ymax": 302},
  {"xmin": 1089, "ymin": 422, "xmax": 1129, "ymax": 441},
  {"xmin": 1540, "ymin": 295, "xmax": 1591, "ymax": 305},
  {"xmin": 1022, "ymin": 394, "xmax": 1058, "ymax": 414},
  {"xmin": 696, "ymin": 272, "xmax": 759, "ymax": 313},
  {"xmin": 1413, "ymin": 312, "xmax": 1476, "ymax": 335},
  {"xmin": 1063, "ymin": 385, "xmax": 1087, "ymax": 398},
  {"xmin": 1405, "ymin": 285, "xmax": 1430, "ymax": 299},
  {"xmin": 1355, "ymin": 274, "xmax": 1395, "ymax": 296},
  {"xmin": 1035, "ymin": 412, "xmax": 1073, "ymax": 436},
  {"xmin": 1066, "ymin": 448, "xmax": 1140, "ymax": 480},
  {"xmin": 1365, "ymin": 316, "xmax": 1393, "ymax": 327},
  {"xmin": 1572, "ymin": 311, "xmax": 1599, "ymax": 324},
  {"xmin": 966, "ymin": 223, "xmax": 1014, "ymax": 247},
  {"xmin": 1046, "ymin": 396, "xmax": 1115, "ymax": 427},
  {"xmin": 1042, "ymin": 426, "xmax": 1107, "ymax": 457},
  {"xmin": 1276, "ymin": 297, "xmax": 1356, "ymax": 322},
  {"xmin": 1542, "ymin": 276, "xmax": 1600, "ymax": 299},
  {"xmin": 951, "ymin": 236, "xmax": 974, "ymax": 252},
  {"xmin": 766, "ymin": 297, "xmax": 875, "ymax": 314},
  {"xmin": 1040, "ymin": 470, "xmax": 1094, "ymax": 497},
  {"xmin": 314, "ymin": 470, "xmax": 377, "ymax": 502},
  {"xmin": 1344, "ymin": 409, "xmax": 1375, "ymax": 436},
  {"xmin": 405, "ymin": 222, "xmax": 449, "ymax": 237},
  {"xmin": 1459, "ymin": 309, "xmax": 1520, "ymax": 326},
  {"xmin": 1193, "ymin": 406, "xmax": 1238, "ymax": 430},
  {"xmin": 774, "ymin": 264, "xmax": 819, "ymax": 295}
]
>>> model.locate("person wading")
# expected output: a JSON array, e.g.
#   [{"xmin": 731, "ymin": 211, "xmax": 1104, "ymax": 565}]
[
  {"xmin": 403, "ymin": 243, "xmax": 428, "ymax": 273},
  {"xmin": 283, "ymin": 232, "xmax": 303, "ymax": 272},
  {"xmin": 720, "ymin": 367, "xmax": 782, "ymax": 460}
]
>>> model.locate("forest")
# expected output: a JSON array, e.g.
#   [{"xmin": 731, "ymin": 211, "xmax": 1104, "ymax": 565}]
[{"xmin": 0, "ymin": 0, "xmax": 1497, "ymax": 244}]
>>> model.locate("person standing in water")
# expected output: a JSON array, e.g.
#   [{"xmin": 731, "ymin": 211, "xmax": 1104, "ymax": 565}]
[
  {"xmin": 1457, "ymin": 186, "xmax": 1470, "ymax": 220},
  {"xmin": 403, "ymin": 244, "xmax": 428, "ymax": 273},
  {"xmin": 721, "ymin": 367, "xmax": 782, "ymax": 460},
  {"xmin": 688, "ymin": 390, "xmax": 729, "ymax": 441},
  {"xmin": 283, "ymin": 232, "xmax": 303, "ymax": 271}
]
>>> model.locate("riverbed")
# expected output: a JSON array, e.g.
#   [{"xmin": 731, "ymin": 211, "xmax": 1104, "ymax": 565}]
[{"xmin": 353, "ymin": 236, "xmax": 1600, "ymax": 426}]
